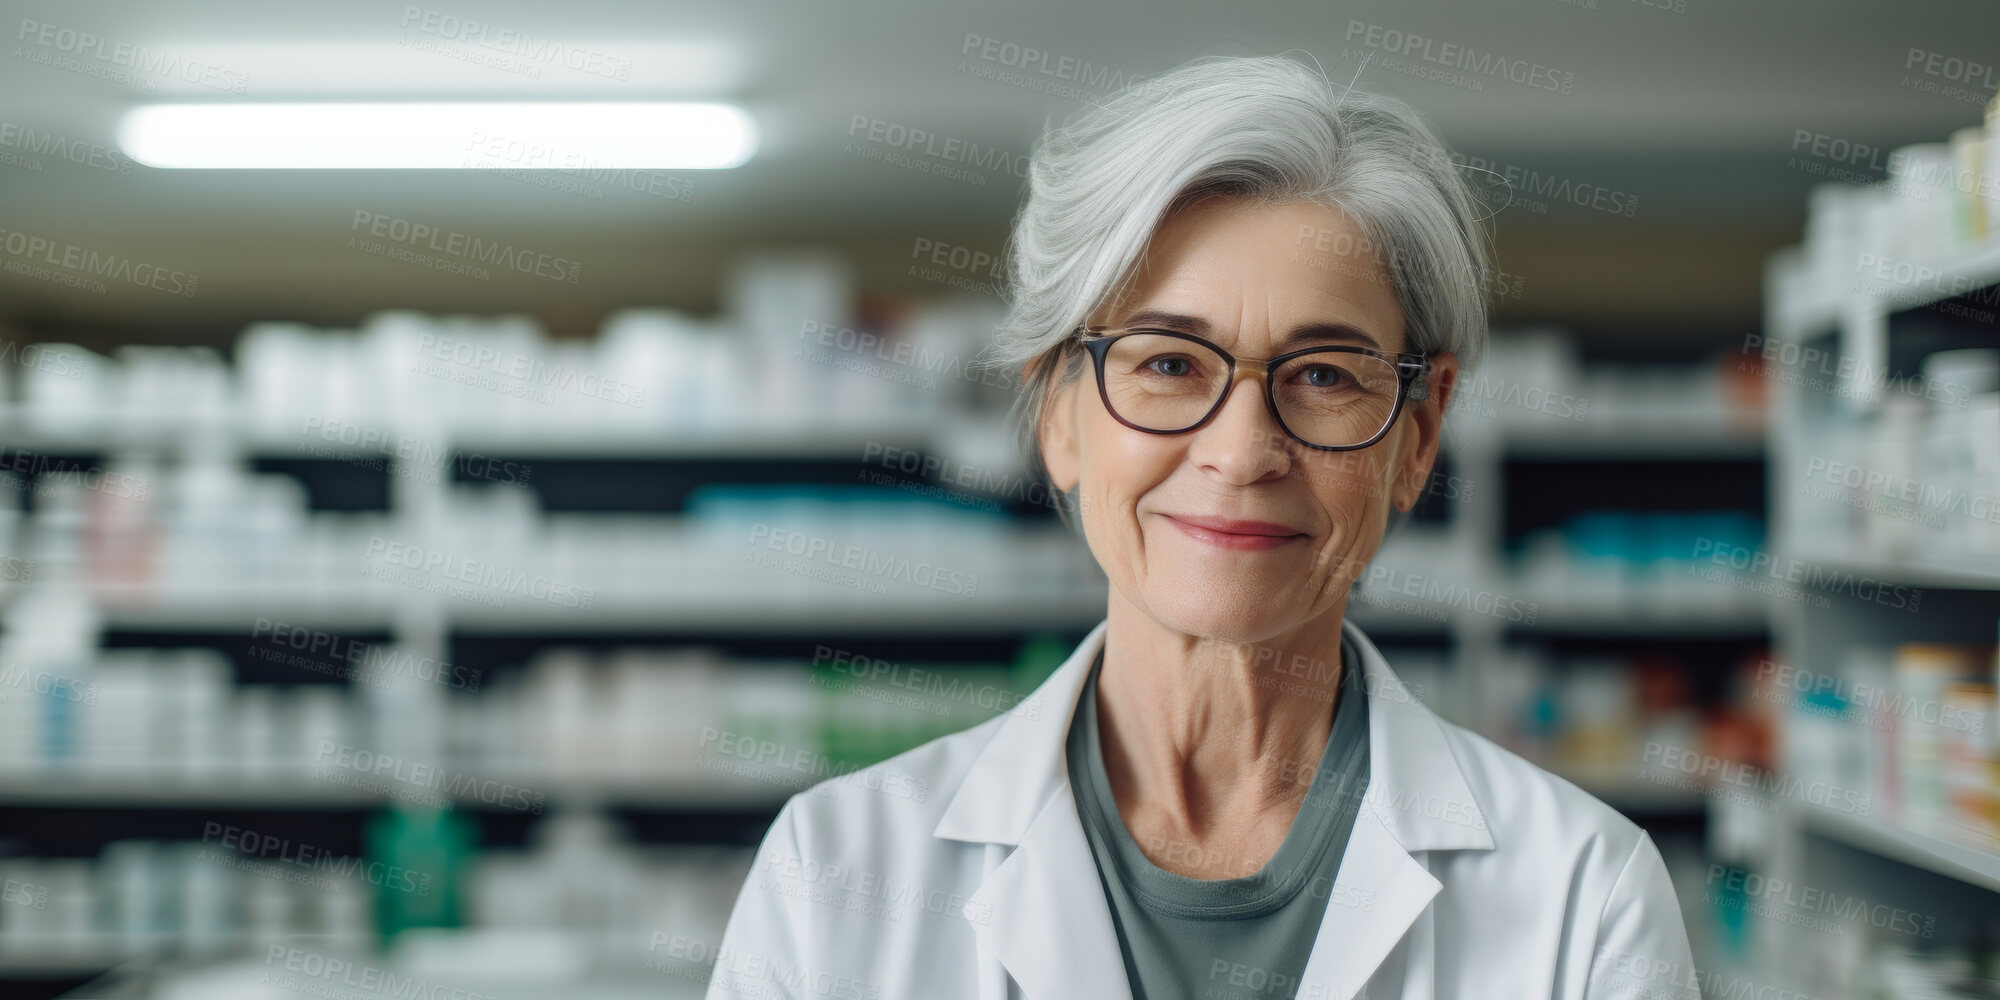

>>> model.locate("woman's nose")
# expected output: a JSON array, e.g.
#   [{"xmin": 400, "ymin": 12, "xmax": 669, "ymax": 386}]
[{"xmin": 1185, "ymin": 369, "xmax": 1292, "ymax": 481}]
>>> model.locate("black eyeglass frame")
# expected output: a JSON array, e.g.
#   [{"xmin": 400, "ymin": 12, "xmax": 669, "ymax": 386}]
[{"xmin": 1075, "ymin": 325, "xmax": 1434, "ymax": 452}]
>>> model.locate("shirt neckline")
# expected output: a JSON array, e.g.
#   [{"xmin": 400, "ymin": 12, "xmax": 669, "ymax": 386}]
[{"xmin": 1067, "ymin": 634, "xmax": 1370, "ymax": 919}]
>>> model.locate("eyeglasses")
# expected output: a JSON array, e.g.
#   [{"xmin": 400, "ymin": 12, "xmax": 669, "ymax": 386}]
[{"xmin": 1076, "ymin": 326, "xmax": 1433, "ymax": 452}]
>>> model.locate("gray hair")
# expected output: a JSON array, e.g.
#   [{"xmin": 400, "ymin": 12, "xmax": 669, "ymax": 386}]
[{"xmin": 970, "ymin": 53, "xmax": 1495, "ymax": 530}]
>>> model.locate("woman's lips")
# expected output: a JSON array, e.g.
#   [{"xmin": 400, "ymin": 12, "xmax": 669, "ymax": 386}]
[{"xmin": 1160, "ymin": 514, "xmax": 1307, "ymax": 551}]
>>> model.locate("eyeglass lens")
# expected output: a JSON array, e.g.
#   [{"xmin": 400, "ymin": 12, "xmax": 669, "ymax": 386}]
[{"xmin": 1099, "ymin": 333, "xmax": 1402, "ymax": 447}]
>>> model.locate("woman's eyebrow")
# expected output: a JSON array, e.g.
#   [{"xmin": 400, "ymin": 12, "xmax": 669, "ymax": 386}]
[
  {"xmin": 1276, "ymin": 322, "xmax": 1382, "ymax": 351},
  {"xmin": 1116, "ymin": 309, "xmax": 1210, "ymax": 335},
  {"xmin": 1116, "ymin": 309, "xmax": 1384, "ymax": 351}
]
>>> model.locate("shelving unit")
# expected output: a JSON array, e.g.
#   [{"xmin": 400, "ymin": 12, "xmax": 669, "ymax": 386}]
[
  {"xmin": 0, "ymin": 777, "xmax": 800, "ymax": 811},
  {"xmin": 0, "ymin": 306, "xmax": 1783, "ymax": 993},
  {"xmin": 1799, "ymin": 808, "xmax": 2000, "ymax": 895},
  {"xmin": 0, "ymin": 287, "xmax": 1094, "ymax": 993},
  {"xmin": 1743, "ymin": 214, "xmax": 2000, "ymax": 997},
  {"xmin": 1422, "ymin": 386, "xmax": 1770, "ymax": 815}
]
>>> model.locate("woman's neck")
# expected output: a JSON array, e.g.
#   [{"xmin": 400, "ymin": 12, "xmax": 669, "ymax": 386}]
[{"xmin": 1091, "ymin": 594, "xmax": 1348, "ymax": 874}]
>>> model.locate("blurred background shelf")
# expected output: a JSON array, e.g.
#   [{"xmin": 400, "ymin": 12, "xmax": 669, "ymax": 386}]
[
  {"xmin": 1544, "ymin": 762, "xmax": 1711, "ymax": 815},
  {"xmin": 1799, "ymin": 808, "xmax": 2000, "ymax": 895},
  {"xmin": 1733, "ymin": 114, "xmax": 2000, "ymax": 1000},
  {"xmin": 1499, "ymin": 594, "xmax": 1773, "ymax": 634},
  {"xmin": 0, "ymin": 414, "xmax": 941, "ymax": 462},
  {"xmin": 0, "ymin": 308, "xmax": 1792, "ymax": 998},
  {"xmin": 0, "ymin": 952, "xmax": 136, "ymax": 977},
  {"xmin": 1784, "ymin": 233, "xmax": 2000, "ymax": 321},
  {"xmin": 1493, "ymin": 424, "xmax": 1766, "ymax": 460},
  {"xmin": 1777, "ymin": 549, "xmax": 2000, "ymax": 591},
  {"xmin": 0, "ymin": 778, "xmax": 798, "ymax": 811},
  {"xmin": 75, "ymin": 589, "xmax": 1112, "ymax": 634}
]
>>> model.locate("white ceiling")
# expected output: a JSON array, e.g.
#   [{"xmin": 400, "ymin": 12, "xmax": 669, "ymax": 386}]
[{"xmin": 0, "ymin": 0, "xmax": 1991, "ymax": 341}]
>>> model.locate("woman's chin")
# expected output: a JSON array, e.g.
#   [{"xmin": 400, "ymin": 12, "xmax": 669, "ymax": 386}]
[{"xmin": 1138, "ymin": 585, "xmax": 1313, "ymax": 640}]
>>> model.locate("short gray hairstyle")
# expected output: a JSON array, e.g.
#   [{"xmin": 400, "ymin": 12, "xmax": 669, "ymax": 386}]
[{"xmin": 971, "ymin": 53, "xmax": 1495, "ymax": 529}]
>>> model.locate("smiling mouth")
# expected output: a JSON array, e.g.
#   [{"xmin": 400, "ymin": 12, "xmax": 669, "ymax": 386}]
[{"xmin": 1159, "ymin": 514, "xmax": 1308, "ymax": 551}]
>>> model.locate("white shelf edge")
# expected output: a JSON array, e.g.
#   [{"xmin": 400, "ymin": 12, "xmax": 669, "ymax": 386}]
[
  {"xmin": 1798, "ymin": 807, "xmax": 2000, "ymax": 895},
  {"xmin": 0, "ymin": 776, "xmax": 796, "ymax": 810},
  {"xmin": 1777, "ymin": 233, "xmax": 2000, "ymax": 326},
  {"xmin": 1494, "ymin": 422, "xmax": 1767, "ymax": 459},
  {"xmin": 70, "ymin": 589, "xmax": 1111, "ymax": 633},
  {"xmin": 0, "ymin": 409, "xmax": 946, "ymax": 460},
  {"xmin": 1774, "ymin": 545, "xmax": 2000, "ymax": 591}
]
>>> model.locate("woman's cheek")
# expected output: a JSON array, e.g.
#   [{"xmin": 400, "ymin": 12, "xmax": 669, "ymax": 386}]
[
  {"xmin": 1309, "ymin": 522, "xmax": 1362, "ymax": 590},
  {"xmin": 1078, "ymin": 487, "xmax": 1134, "ymax": 574}
]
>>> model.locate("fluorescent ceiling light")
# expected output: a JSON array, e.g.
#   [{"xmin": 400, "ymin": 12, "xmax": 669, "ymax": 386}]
[
  {"xmin": 127, "ymin": 42, "xmax": 745, "ymax": 97},
  {"xmin": 117, "ymin": 102, "xmax": 757, "ymax": 169}
]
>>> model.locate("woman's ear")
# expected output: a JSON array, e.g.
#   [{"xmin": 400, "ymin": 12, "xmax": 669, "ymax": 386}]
[
  {"xmin": 1038, "ymin": 373, "xmax": 1081, "ymax": 495},
  {"xmin": 1390, "ymin": 350, "xmax": 1458, "ymax": 512}
]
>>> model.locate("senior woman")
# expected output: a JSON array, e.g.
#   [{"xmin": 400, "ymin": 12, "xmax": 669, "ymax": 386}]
[{"xmin": 707, "ymin": 54, "xmax": 1697, "ymax": 1000}]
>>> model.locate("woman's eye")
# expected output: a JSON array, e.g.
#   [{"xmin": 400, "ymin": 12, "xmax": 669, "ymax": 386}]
[
  {"xmin": 1144, "ymin": 355, "xmax": 1196, "ymax": 377},
  {"xmin": 1299, "ymin": 364, "xmax": 1352, "ymax": 388}
]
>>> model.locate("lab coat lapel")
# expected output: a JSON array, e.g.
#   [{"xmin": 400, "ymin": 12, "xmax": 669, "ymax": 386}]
[
  {"xmin": 967, "ymin": 788, "xmax": 1135, "ymax": 1000},
  {"xmin": 1292, "ymin": 807, "xmax": 1440, "ymax": 1000},
  {"xmin": 936, "ymin": 618, "xmax": 1130, "ymax": 1000},
  {"xmin": 1291, "ymin": 618, "xmax": 1496, "ymax": 1000}
]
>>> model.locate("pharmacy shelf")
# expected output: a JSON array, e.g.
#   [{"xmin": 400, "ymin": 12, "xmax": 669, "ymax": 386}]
[
  {"xmin": 1864, "ymin": 237, "xmax": 2000, "ymax": 317},
  {"xmin": 0, "ymin": 778, "xmax": 379, "ymax": 808},
  {"xmin": 89, "ymin": 590, "xmax": 402, "ymax": 632},
  {"xmin": 77, "ymin": 573, "xmax": 1773, "ymax": 637},
  {"xmin": 0, "ymin": 415, "xmax": 240, "ymax": 453},
  {"xmin": 57, "ymin": 950, "xmax": 712, "ymax": 1000},
  {"xmin": 1547, "ymin": 765, "xmax": 1709, "ymax": 814},
  {"xmin": 0, "ymin": 776, "xmax": 796, "ymax": 810},
  {"xmin": 1344, "ymin": 605, "xmax": 1454, "ymax": 635},
  {"xmin": 2, "ymin": 330, "xmax": 1799, "ymax": 915},
  {"xmin": 444, "ymin": 425, "xmax": 936, "ymax": 460},
  {"xmin": 1503, "ymin": 599, "xmax": 1771, "ymax": 635},
  {"xmin": 1497, "ymin": 423, "xmax": 1766, "ymax": 460},
  {"xmin": 82, "ymin": 589, "xmax": 1111, "ymax": 634},
  {"xmin": 0, "ymin": 948, "xmax": 133, "ymax": 977},
  {"xmin": 0, "ymin": 945, "xmax": 710, "ymax": 995},
  {"xmin": 1758, "ymin": 191, "xmax": 2000, "ymax": 1000},
  {"xmin": 1776, "ymin": 546, "xmax": 2000, "ymax": 592},
  {"xmin": 1776, "ymin": 232, "xmax": 2000, "ymax": 325},
  {"xmin": 0, "ymin": 410, "xmax": 940, "ymax": 462},
  {"xmin": 442, "ymin": 591, "xmax": 1108, "ymax": 633},
  {"xmin": 1798, "ymin": 808, "xmax": 2000, "ymax": 895},
  {"xmin": 1413, "ymin": 364, "xmax": 1778, "ymax": 844},
  {"xmin": 1766, "ymin": 248, "xmax": 1835, "ymax": 339},
  {"xmin": 1583, "ymin": 783, "xmax": 1707, "ymax": 815}
]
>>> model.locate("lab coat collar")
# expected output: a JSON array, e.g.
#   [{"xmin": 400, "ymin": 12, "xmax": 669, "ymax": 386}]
[
  {"xmin": 935, "ymin": 616, "xmax": 1495, "ymax": 1000},
  {"xmin": 935, "ymin": 615, "xmax": 1493, "ymax": 852}
]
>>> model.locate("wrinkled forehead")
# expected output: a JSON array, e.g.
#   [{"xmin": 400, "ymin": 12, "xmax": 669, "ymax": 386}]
[{"xmin": 1092, "ymin": 198, "xmax": 1408, "ymax": 356}]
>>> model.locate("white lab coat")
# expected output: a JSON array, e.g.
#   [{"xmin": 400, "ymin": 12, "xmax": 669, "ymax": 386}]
[{"xmin": 704, "ymin": 617, "xmax": 1700, "ymax": 1000}]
